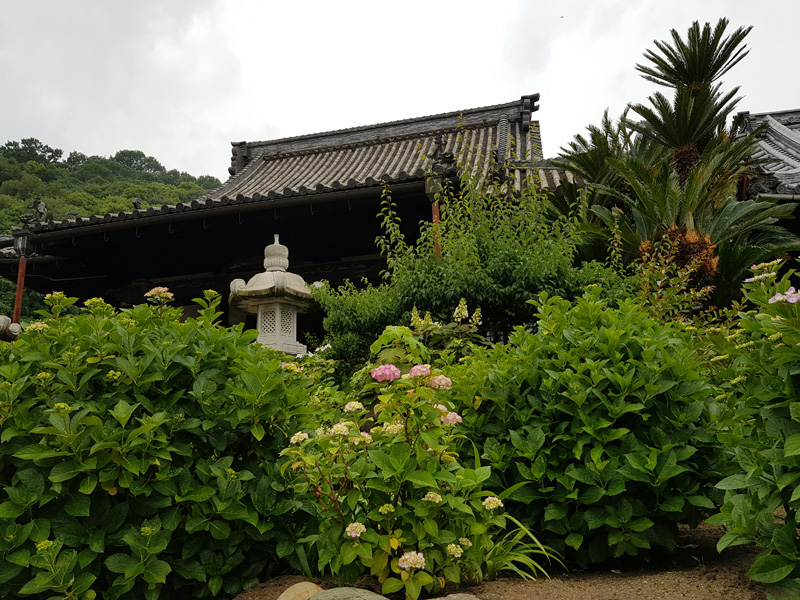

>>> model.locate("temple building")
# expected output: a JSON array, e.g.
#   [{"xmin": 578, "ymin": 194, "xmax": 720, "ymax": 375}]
[
  {"xmin": 736, "ymin": 108, "xmax": 800, "ymax": 199},
  {"xmin": 0, "ymin": 94, "xmax": 577, "ymax": 321}
]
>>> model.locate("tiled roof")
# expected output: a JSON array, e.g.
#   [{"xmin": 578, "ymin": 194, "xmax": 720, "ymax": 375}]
[
  {"xmin": 737, "ymin": 109, "xmax": 800, "ymax": 195},
  {"xmin": 12, "ymin": 95, "xmax": 576, "ymax": 238}
]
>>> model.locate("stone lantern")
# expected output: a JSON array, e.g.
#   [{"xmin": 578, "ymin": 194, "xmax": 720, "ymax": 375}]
[{"xmin": 229, "ymin": 235, "xmax": 315, "ymax": 354}]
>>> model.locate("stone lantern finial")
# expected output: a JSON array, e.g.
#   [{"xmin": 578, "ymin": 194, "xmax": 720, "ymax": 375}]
[
  {"xmin": 264, "ymin": 234, "xmax": 289, "ymax": 272},
  {"xmin": 229, "ymin": 236, "xmax": 316, "ymax": 354}
]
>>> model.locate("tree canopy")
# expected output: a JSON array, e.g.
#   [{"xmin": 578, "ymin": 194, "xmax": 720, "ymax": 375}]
[{"xmin": 0, "ymin": 139, "xmax": 222, "ymax": 234}]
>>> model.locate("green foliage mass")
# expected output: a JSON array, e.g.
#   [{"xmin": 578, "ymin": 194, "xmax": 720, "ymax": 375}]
[
  {"xmin": 0, "ymin": 292, "xmax": 314, "ymax": 599},
  {"xmin": 0, "ymin": 139, "xmax": 221, "ymax": 234},
  {"xmin": 554, "ymin": 18, "xmax": 800, "ymax": 306},
  {"xmin": 707, "ymin": 260, "xmax": 800, "ymax": 596},
  {"xmin": 280, "ymin": 353, "xmax": 556, "ymax": 599},
  {"xmin": 0, "ymin": 278, "xmax": 46, "ymax": 321},
  {"xmin": 313, "ymin": 173, "xmax": 627, "ymax": 369},
  {"xmin": 448, "ymin": 289, "xmax": 723, "ymax": 567}
]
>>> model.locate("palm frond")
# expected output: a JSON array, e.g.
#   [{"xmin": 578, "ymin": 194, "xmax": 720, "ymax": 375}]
[{"xmin": 635, "ymin": 18, "xmax": 753, "ymax": 91}]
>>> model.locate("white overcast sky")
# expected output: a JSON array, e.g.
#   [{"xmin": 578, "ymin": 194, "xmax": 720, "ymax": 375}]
[{"xmin": 1, "ymin": 1, "xmax": 798, "ymax": 182}]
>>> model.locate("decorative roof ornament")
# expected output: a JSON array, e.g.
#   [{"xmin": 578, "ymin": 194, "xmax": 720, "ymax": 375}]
[
  {"xmin": 427, "ymin": 135, "xmax": 456, "ymax": 177},
  {"xmin": 19, "ymin": 198, "xmax": 48, "ymax": 225},
  {"xmin": 229, "ymin": 235, "xmax": 315, "ymax": 354}
]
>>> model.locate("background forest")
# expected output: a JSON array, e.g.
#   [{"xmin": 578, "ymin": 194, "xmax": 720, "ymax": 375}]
[{"xmin": 0, "ymin": 139, "xmax": 221, "ymax": 235}]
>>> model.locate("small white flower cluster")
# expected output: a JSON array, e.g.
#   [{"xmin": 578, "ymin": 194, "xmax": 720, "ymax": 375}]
[
  {"xmin": 446, "ymin": 543, "xmax": 463, "ymax": 558},
  {"xmin": 290, "ymin": 432, "xmax": 308, "ymax": 444},
  {"xmin": 422, "ymin": 491, "xmax": 442, "ymax": 503},
  {"xmin": 743, "ymin": 272, "xmax": 777, "ymax": 283},
  {"xmin": 330, "ymin": 422, "xmax": 350, "ymax": 435},
  {"xmin": 350, "ymin": 432, "xmax": 372, "ymax": 445},
  {"xmin": 398, "ymin": 551, "xmax": 425, "ymax": 571},
  {"xmin": 344, "ymin": 401, "xmax": 364, "ymax": 412},
  {"xmin": 482, "ymin": 496, "xmax": 504, "ymax": 510},
  {"xmin": 379, "ymin": 421, "xmax": 405, "ymax": 435},
  {"xmin": 751, "ymin": 258, "xmax": 783, "ymax": 270},
  {"xmin": 453, "ymin": 298, "xmax": 469, "ymax": 322},
  {"xmin": 345, "ymin": 522, "xmax": 366, "ymax": 538}
]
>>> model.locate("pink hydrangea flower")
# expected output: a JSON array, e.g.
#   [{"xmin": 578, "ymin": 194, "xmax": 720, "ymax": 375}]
[
  {"xmin": 371, "ymin": 364, "xmax": 402, "ymax": 383},
  {"xmin": 428, "ymin": 375, "xmax": 452, "ymax": 389},
  {"xmin": 433, "ymin": 403, "xmax": 448, "ymax": 413},
  {"xmin": 409, "ymin": 364, "xmax": 431, "ymax": 378},
  {"xmin": 441, "ymin": 412, "xmax": 462, "ymax": 426}
]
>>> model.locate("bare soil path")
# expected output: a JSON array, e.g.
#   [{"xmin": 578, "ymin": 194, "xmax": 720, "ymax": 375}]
[{"xmin": 235, "ymin": 524, "xmax": 766, "ymax": 600}]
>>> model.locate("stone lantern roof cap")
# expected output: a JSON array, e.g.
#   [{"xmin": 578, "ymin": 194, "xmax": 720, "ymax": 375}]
[{"xmin": 229, "ymin": 236, "xmax": 315, "ymax": 314}]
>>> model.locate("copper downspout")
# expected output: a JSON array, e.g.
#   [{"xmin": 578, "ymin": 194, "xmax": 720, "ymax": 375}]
[{"xmin": 12, "ymin": 256, "xmax": 27, "ymax": 323}]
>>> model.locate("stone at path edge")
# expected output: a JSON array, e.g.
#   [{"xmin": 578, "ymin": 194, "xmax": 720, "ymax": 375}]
[
  {"xmin": 309, "ymin": 589, "xmax": 388, "ymax": 600},
  {"xmin": 308, "ymin": 589, "xmax": 481, "ymax": 600},
  {"xmin": 277, "ymin": 582, "xmax": 325, "ymax": 600}
]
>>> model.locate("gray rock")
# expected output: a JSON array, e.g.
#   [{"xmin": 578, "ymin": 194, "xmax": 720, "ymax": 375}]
[
  {"xmin": 310, "ymin": 588, "xmax": 388, "ymax": 600},
  {"xmin": 428, "ymin": 594, "xmax": 482, "ymax": 600},
  {"xmin": 277, "ymin": 581, "xmax": 325, "ymax": 600}
]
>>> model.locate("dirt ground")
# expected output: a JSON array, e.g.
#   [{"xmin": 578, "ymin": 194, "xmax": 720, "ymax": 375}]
[{"xmin": 235, "ymin": 524, "xmax": 766, "ymax": 600}]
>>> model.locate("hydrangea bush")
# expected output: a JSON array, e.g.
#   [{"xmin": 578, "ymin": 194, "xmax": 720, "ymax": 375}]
[
  {"xmin": 281, "ymin": 339, "xmax": 556, "ymax": 599},
  {"xmin": 708, "ymin": 260, "xmax": 800, "ymax": 596},
  {"xmin": 447, "ymin": 288, "xmax": 723, "ymax": 567},
  {"xmin": 0, "ymin": 290, "xmax": 313, "ymax": 599}
]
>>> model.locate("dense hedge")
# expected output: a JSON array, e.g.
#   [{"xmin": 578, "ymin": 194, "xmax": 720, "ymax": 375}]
[
  {"xmin": 0, "ymin": 292, "xmax": 314, "ymax": 599},
  {"xmin": 448, "ymin": 289, "xmax": 723, "ymax": 566},
  {"xmin": 708, "ymin": 260, "xmax": 800, "ymax": 596}
]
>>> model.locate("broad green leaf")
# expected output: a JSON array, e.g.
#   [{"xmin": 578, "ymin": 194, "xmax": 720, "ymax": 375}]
[
  {"xmin": 209, "ymin": 520, "xmax": 230, "ymax": 540},
  {"xmin": 382, "ymin": 577, "xmax": 405, "ymax": 594},
  {"xmin": 142, "ymin": 559, "xmax": 171, "ymax": 584},
  {"xmin": 405, "ymin": 471, "xmax": 437, "ymax": 488},
  {"xmin": 716, "ymin": 474, "xmax": 749, "ymax": 490},
  {"xmin": 786, "ymin": 434, "xmax": 800, "ymax": 456},
  {"xmin": 14, "ymin": 445, "xmax": 69, "ymax": 461},
  {"xmin": 749, "ymin": 553, "xmax": 797, "ymax": 584},
  {"xmin": 208, "ymin": 575, "xmax": 223, "ymax": 596},
  {"xmin": 65, "ymin": 494, "xmax": 91, "ymax": 517}
]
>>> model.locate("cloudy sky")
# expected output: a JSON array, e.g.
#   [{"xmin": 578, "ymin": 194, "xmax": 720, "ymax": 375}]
[{"xmin": 2, "ymin": 1, "xmax": 798, "ymax": 182}]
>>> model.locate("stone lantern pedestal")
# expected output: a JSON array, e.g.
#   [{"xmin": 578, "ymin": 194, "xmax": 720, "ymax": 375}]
[{"xmin": 229, "ymin": 235, "xmax": 315, "ymax": 354}]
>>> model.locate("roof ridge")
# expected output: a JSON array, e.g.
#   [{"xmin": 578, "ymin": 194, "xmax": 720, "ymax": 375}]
[{"xmin": 241, "ymin": 98, "xmax": 528, "ymax": 150}]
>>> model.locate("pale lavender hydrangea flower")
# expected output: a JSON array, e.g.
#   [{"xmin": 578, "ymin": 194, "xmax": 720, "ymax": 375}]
[
  {"xmin": 428, "ymin": 375, "xmax": 452, "ymax": 389},
  {"xmin": 398, "ymin": 550, "xmax": 426, "ymax": 571},
  {"xmin": 441, "ymin": 412, "xmax": 462, "ymax": 426},
  {"xmin": 290, "ymin": 432, "xmax": 308, "ymax": 444}
]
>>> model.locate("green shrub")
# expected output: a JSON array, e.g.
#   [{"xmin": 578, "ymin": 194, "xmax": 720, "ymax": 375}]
[
  {"xmin": 708, "ymin": 260, "xmax": 800, "ymax": 597},
  {"xmin": 448, "ymin": 288, "xmax": 722, "ymax": 566},
  {"xmin": 0, "ymin": 290, "xmax": 313, "ymax": 599},
  {"xmin": 283, "ymin": 332, "xmax": 558, "ymax": 599}
]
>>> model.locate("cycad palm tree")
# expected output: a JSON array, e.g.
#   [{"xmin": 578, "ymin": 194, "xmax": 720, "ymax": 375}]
[
  {"xmin": 590, "ymin": 143, "xmax": 800, "ymax": 302},
  {"xmin": 635, "ymin": 18, "xmax": 753, "ymax": 95},
  {"xmin": 627, "ymin": 85, "xmax": 740, "ymax": 182}
]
